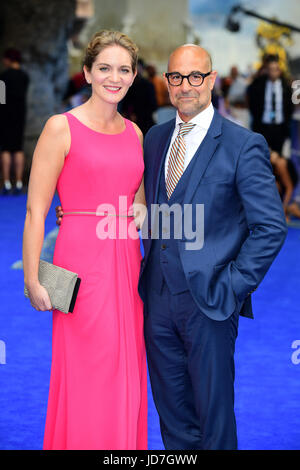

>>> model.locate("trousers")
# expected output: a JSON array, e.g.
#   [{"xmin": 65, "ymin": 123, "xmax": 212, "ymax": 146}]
[{"xmin": 144, "ymin": 280, "xmax": 239, "ymax": 450}]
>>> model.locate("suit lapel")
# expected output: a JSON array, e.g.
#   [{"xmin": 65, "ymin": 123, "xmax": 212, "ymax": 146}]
[
  {"xmin": 152, "ymin": 120, "xmax": 175, "ymax": 205},
  {"xmin": 183, "ymin": 110, "xmax": 223, "ymax": 204}
]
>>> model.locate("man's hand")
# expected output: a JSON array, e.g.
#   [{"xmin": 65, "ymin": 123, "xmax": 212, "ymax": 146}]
[{"xmin": 55, "ymin": 205, "xmax": 64, "ymax": 226}]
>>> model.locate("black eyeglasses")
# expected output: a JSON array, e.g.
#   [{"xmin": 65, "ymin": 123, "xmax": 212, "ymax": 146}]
[{"xmin": 165, "ymin": 71, "xmax": 211, "ymax": 87}]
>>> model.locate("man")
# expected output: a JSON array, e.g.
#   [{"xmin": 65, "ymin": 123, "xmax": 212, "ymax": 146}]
[
  {"xmin": 56, "ymin": 45, "xmax": 287, "ymax": 450},
  {"xmin": 139, "ymin": 45, "xmax": 286, "ymax": 450},
  {"xmin": 247, "ymin": 54, "xmax": 293, "ymax": 154}
]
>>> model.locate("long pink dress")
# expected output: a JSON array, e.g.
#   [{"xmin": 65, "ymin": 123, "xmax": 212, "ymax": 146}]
[{"xmin": 43, "ymin": 112, "xmax": 147, "ymax": 450}]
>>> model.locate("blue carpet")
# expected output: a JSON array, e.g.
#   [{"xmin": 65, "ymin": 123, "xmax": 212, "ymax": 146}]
[{"xmin": 0, "ymin": 193, "xmax": 299, "ymax": 450}]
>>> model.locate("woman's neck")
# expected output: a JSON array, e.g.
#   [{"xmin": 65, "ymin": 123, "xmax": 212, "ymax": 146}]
[{"xmin": 84, "ymin": 95, "xmax": 119, "ymax": 126}]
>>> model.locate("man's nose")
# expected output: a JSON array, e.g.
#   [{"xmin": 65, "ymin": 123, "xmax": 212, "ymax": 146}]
[{"xmin": 179, "ymin": 77, "xmax": 193, "ymax": 92}]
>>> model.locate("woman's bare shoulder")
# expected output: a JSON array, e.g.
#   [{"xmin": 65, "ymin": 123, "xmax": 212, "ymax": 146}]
[
  {"xmin": 44, "ymin": 114, "xmax": 69, "ymax": 134},
  {"xmin": 39, "ymin": 114, "xmax": 71, "ymax": 157}
]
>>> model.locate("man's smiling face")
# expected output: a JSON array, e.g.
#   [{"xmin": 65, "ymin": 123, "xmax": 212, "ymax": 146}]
[{"xmin": 165, "ymin": 45, "xmax": 217, "ymax": 122}]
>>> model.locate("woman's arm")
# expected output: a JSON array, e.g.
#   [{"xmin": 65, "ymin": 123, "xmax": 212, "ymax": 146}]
[
  {"xmin": 133, "ymin": 176, "xmax": 147, "ymax": 229},
  {"xmin": 131, "ymin": 122, "xmax": 147, "ymax": 230},
  {"xmin": 22, "ymin": 114, "xmax": 70, "ymax": 311}
]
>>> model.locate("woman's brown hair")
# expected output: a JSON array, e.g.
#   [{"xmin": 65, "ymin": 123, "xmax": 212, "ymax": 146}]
[{"xmin": 83, "ymin": 30, "xmax": 139, "ymax": 72}]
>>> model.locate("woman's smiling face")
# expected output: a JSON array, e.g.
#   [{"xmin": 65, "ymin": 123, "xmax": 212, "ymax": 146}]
[{"xmin": 84, "ymin": 44, "xmax": 136, "ymax": 105}]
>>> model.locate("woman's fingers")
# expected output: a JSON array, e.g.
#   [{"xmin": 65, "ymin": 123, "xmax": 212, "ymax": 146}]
[{"xmin": 28, "ymin": 284, "xmax": 52, "ymax": 311}]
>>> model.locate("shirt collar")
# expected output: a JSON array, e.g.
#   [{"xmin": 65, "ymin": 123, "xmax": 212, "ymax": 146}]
[
  {"xmin": 267, "ymin": 78, "xmax": 281, "ymax": 88},
  {"xmin": 175, "ymin": 103, "xmax": 214, "ymax": 131}
]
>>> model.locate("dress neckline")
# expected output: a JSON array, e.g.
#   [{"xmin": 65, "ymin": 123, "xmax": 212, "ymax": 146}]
[{"xmin": 65, "ymin": 112, "xmax": 127, "ymax": 136}]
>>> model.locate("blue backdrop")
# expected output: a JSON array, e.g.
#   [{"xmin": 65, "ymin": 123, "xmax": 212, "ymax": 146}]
[{"xmin": 0, "ymin": 193, "xmax": 299, "ymax": 450}]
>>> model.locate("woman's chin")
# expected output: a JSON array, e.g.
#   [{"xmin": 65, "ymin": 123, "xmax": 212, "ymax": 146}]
[{"xmin": 98, "ymin": 88, "xmax": 127, "ymax": 105}]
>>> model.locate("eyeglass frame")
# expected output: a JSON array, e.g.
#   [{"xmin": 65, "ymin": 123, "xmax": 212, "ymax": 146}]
[{"xmin": 165, "ymin": 71, "xmax": 212, "ymax": 87}]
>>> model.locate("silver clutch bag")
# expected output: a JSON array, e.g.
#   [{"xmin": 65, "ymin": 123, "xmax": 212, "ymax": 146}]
[{"xmin": 24, "ymin": 259, "xmax": 81, "ymax": 314}]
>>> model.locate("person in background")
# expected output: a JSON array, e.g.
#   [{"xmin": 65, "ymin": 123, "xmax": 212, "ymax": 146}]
[
  {"xmin": 286, "ymin": 200, "xmax": 300, "ymax": 220},
  {"xmin": 63, "ymin": 71, "xmax": 91, "ymax": 109},
  {"xmin": 0, "ymin": 48, "xmax": 29, "ymax": 194},
  {"xmin": 64, "ymin": 71, "xmax": 87, "ymax": 100},
  {"xmin": 225, "ymin": 66, "xmax": 249, "ymax": 128},
  {"xmin": 270, "ymin": 150, "xmax": 298, "ymax": 220},
  {"xmin": 247, "ymin": 54, "xmax": 293, "ymax": 154},
  {"xmin": 120, "ymin": 58, "xmax": 157, "ymax": 134},
  {"xmin": 146, "ymin": 64, "xmax": 176, "ymax": 124},
  {"xmin": 146, "ymin": 64, "xmax": 169, "ymax": 108},
  {"xmin": 247, "ymin": 55, "xmax": 296, "ymax": 216}
]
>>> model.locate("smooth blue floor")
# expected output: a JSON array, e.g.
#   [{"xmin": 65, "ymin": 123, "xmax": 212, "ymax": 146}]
[{"xmin": 0, "ymin": 193, "xmax": 299, "ymax": 450}]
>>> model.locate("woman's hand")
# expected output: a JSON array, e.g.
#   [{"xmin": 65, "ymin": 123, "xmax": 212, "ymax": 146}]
[
  {"xmin": 26, "ymin": 282, "xmax": 52, "ymax": 311},
  {"xmin": 132, "ymin": 202, "xmax": 147, "ymax": 230}
]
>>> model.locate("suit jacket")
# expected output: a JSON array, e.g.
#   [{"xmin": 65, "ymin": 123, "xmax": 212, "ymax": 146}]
[
  {"xmin": 138, "ymin": 109, "xmax": 287, "ymax": 321},
  {"xmin": 247, "ymin": 75, "xmax": 293, "ymax": 134}
]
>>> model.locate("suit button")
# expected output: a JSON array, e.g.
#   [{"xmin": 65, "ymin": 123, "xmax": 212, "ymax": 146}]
[{"xmin": 161, "ymin": 244, "xmax": 166, "ymax": 250}]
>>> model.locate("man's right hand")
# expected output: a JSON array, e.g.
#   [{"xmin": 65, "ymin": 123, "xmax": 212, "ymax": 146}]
[{"xmin": 55, "ymin": 205, "xmax": 64, "ymax": 226}]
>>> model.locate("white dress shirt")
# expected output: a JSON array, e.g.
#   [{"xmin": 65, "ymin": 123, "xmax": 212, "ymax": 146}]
[
  {"xmin": 262, "ymin": 79, "xmax": 283, "ymax": 125},
  {"xmin": 164, "ymin": 103, "xmax": 215, "ymax": 180}
]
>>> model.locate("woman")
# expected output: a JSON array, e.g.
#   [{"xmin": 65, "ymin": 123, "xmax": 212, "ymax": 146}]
[{"xmin": 22, "ymin": 30, "xmax": 147, "ymax": 450}]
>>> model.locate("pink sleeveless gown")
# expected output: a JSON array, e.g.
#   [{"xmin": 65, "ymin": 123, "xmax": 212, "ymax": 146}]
[{"xmin": 43, "ymin": 113, "xmax": 147, "ymax": 450}]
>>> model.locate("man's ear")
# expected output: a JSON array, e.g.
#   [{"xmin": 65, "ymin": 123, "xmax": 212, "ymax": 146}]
[
  {"xmin": 163, "ymin": 72, "xmax": 171, "ymax": 91},
  {"xmin": 83, "ymin": 65, "xmax": 91, "ymax": 85}
]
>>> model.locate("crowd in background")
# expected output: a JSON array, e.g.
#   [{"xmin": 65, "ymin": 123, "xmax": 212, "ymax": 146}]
[
  {"xmin": 0, "ymin": 47, "xmax": 300, "ymax": 221},
  {"xmin": 220, "ymin": 54, "xmax": 300, "ymax": 222}
]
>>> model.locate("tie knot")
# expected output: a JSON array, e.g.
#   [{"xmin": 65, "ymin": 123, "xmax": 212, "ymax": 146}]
[{"xmin": 178, "ymin": 122, "xmax": 196, "ymax": 137}]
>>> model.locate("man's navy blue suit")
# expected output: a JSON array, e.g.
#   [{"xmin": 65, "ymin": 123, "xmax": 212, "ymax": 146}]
[{"xmin": 138, "ymin": 109, "xmax": 287, "ymax": 450}]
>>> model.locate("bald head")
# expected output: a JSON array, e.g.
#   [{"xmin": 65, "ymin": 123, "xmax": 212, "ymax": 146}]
[
  {"xmin": 164, "ymin": 44, "xmax": 217, "ymax": 121},
  {"xmin": 168, "ymin": 44, "xmax": 212, "ymax": 72}
]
